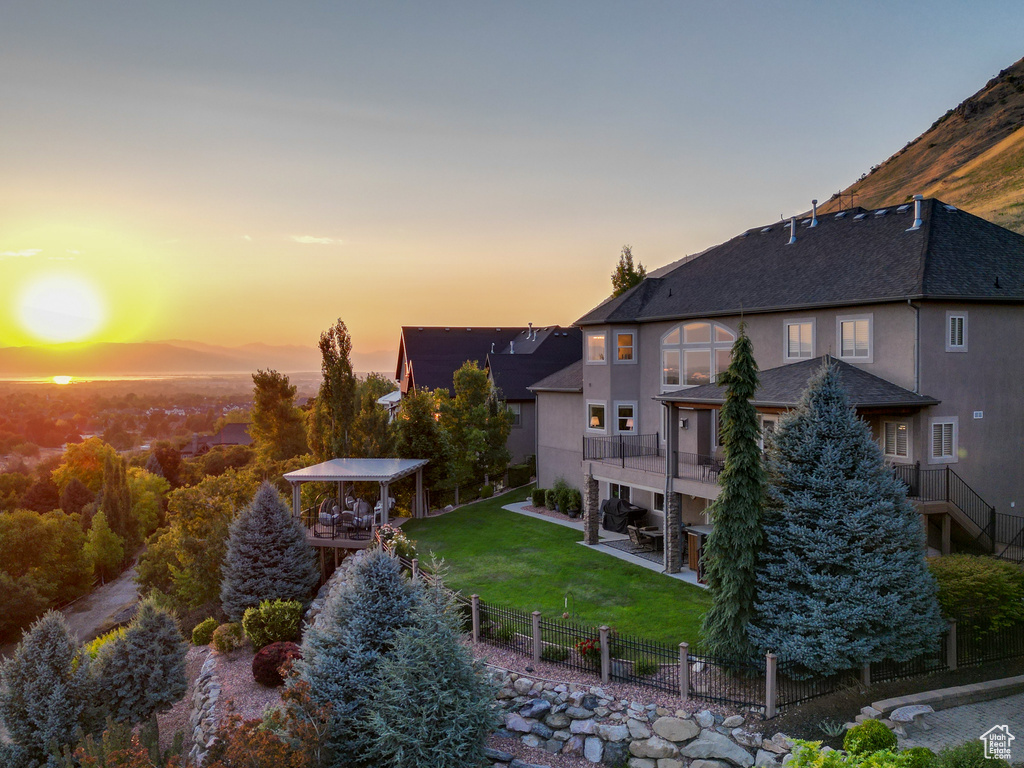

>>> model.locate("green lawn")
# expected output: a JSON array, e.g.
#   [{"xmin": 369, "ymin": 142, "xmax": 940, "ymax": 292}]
[{"xmin": 402, "ymin": 486, "xmax": 711, "ymax": 647}]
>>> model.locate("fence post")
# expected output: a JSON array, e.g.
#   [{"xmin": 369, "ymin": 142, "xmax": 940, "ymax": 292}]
[
  {"xmin": 947, "ymin": 621, "xmax": 958, "ymax": 671},
  {"xmin": 678, "ymin": 642, "xmax": 689, "ymax": 702},
  {"xmin": 532, "ymin": 611, "xmax": 542, "ymax": 664},
  {"xmin": 619, "ymin": 434, "xmax": 625, "ymax": 467},
  {"xmin": 765, "ymin": 652, "xmax": 777, "ymax": 719},
  {"xmin": 455, "ymin": 485, "xmax": 460, "ymax": 506},
  {"xmin": 411, "ymin": 558, "xmax": 419, "ymax": 582},
  {"xmin": 599, "ymin": 626, "xmax": 611, "ymax": 684},
  {"xmin": 860, "ymin": 662, "xmax": 871, "ymax": 686},
  {"xmin": 989, "ymin": 507, "xmax": 997, "ymax": 553},
  {"xmin": 471, "ymin": 595, "xmax": 480, "ymax": 644}
]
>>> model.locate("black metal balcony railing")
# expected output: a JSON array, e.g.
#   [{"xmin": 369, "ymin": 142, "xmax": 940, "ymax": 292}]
[
  {"xmin": 583, "ymin": 433, "xmax": 663, "ymax": 472},
  {"xmin": 675, "ymin": 452, "xmax": 724, "ymax": 484}
]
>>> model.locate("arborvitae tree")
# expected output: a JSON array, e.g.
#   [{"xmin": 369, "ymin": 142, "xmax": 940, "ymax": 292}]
[
  {"xmin": 611, "ymin": 244, "xmax": 646, "ymax": 297},
  {"xmin": 308, "ymin": 318, "xmax": 358, "ymax": 461},
  {"xmin": 0, "ymin": 611, "xmax": 99, "ymax": 763},
  {"xmin": 748, "ymin": 362, "xmax": 945, "ymax": 676},
  {"xmin": 250, "ymin": 370, "xmax": 309, "ymax": 461},
  {"xmin": 701, "ymin": 324, "xmax": 765, "ymax": 659},
  {"xmin": 93, "ymin": 599, "xmax": 187, "ymax": 744},
  {"xmin": 220, "ymin": 482, "xmax": 318, "ymax": 622},
  {"xmin": 294, "ymin": 549, "xmax": 419, "ymax": 767},
  {"xmin": 100, "ymin": 454, "xmax": 133, "ymax": 544},
  {"xmin": 367, "ymin": 579, "xmax": 497, "ymax": 768},
  {"xmin": 20, "ymin": 476, "xmax": 61, "ymax": 513},
  {"xmin": 60, "ymin": 477, "xmax": 95, "ymax": 518},
  {"xmin": 84, "ymin": 510, "xmax": 125, "ymax": 582}
]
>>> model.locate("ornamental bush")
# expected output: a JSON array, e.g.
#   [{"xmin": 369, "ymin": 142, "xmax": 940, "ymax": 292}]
[
  {"xmin": 789, "ymin": 740, "xmax": 910, "ymax": 768},
  {"xmin": 376, "ymin": 524, "xmax": 418, "ymax": 560},
  {"xmin": 242, "ymin": 599, "xmax": 303, "ymax": 650},
  {"xmin": 192, "ymin": 617, "xmax": 219, "ymax": 646},
  {"xmin": 84, "ymin": 627, "xmax": 127, "ymax": 660},
  {"xmin": 932, "ymin": 740, "xmax": 1009, "ymax": 768},
  {"xmin": 927, "ymin": 554, "xmax": 1024, "ymax": 632},
  {"xmin": 479, "ymin": 483, "xmax": 494, "ymax": 499},
  {"xmin": 212, "ymin": 622, "xmax": 247, "ymax": 654},
  {"xmin": 251, "ymin": 641, "xmax": 301, "ymax": 687},
  {"xmin": 902, "ymin": 747, "xmax": 936, "ymax": 768},
  {"xmin": 507, "ymin": 464, "xmax": 531, "ymax": 488},
  {"xmin": 844, "ymin": 719, "xmax": 897, "ymax": 755},
  {"xmin": 531, "ymin": 488, "xmax": 546, "ymax": 507},
  {"xmin": 544, "ymin": 488, "xmax": 558, "ymax": 509}
]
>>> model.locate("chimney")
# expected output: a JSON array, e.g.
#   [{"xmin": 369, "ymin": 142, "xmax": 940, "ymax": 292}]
[
  {"xmin": 811, "ymin": 199, "xmax": 818, "ymax": 227},
  {"xmin": 908, "ymin": 194, "xmax": 924, "ymax": 231},
  {"xmin": 787, "ymin": 216, "xmax": 797, "ymax": 245},
  {"xmin": 510, "ymin": 341, "xmax": 514, "ymax": 354}
]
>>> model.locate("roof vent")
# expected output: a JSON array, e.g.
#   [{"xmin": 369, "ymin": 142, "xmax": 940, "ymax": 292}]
[
  {"xmin": 811, "ymin": 199, "xmax": 819, "ymax": 227},
  {"xmin": 875, "ymin": 209, "xmax": 888, "ymax": 216},
  {"xmin": 835, "ymin": 211, "xmax": 848, "ymax": 219},
  {"xmin": 801, "ymin": 218, "xmax": 812, "ymax": 227},
  {"xmin": 760, "ymin": 226, "xmax": 772, "ymax": 234},
  {"xmin": 445, "ymin": 327, "xmax": 450, "ymax": 331},
  {"xmin": 896, "ymin": 204, "xmax": 910, "ymax": 213},
  {"xmin": 787, "ymin": 217, "xmax": 797, "ymax": 245},
  {"xmin": 490, "ymin": 343, "xmax": 495, "ymax": 353},
  {"xmin": 944, "ymin": 204, "xmax": 958, "ymax": 212},
  {"xmin": 907, "ymin": 194, "xmax": 924, "ymax": 231},
  {"xmin": 510, "ymin": 341, "xmax": 514, "ymax": 354},
  {"xmin": 854, "ymin": 213, "xmax": 867, "ymax": 220}
]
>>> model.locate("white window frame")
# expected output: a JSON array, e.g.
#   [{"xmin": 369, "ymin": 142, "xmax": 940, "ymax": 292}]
[
  {"xmin": 946, "ymin": 311, "xmax": 967, "ymax": 352},
  {"xmin": 836, "ymin": 313, "xmax": 873, "ymax": 363},
  {"xmin": 614, "ymin": 401, "xmax": 638, "ymax": 434},
  {"xmin": 662, "ymin": 348, "xmax": 681, "ymax": 390},
  {"xmin": 586, "ymin": 401, "xmax": 608, "ymax": 434},
  {"xmin": 928, "ymin": 416, "xmax": 958, "ymax": 464},
  {"xmin": 660, "ymin": 320, "xmax": 736, "ymax": 390},
  {"xmin": 609, "ymin": 483, "xmax": 630, "ymax": 502},
  {"xmin": 585, "ymin": 330, "xmax": 607, "ymax": 364},
  {"xmin": 507, "ymin": 402, "xmax": 522, "ymax": 428},
  {"xmin": 613, "ymin": 329, "xmax": 637, "ymax": 364},
  {"xmin": 653, "ymin": 492, "xmax": 665, "ymax": 514},
  {"xmin": 882, "ymin": 420, "xmax": 910, "ymax": 461},
  {"xmin": 757, "ymin": 414, "xmax": 778, "ymax": 451},
  {"xmin": 783, "ymin": 318, "xmax": 815, "ymax": 361}
]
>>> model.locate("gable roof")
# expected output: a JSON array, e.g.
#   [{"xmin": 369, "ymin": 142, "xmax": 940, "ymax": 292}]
[
  {"xmin": 655, "ymin": 357, "xmax": 940, "ymax": 410},
  {"xmin": 578, "ymin": 199, "xmax": 1024, "ymax": 326},
  {"xmin": 486, "ymin": 326, "xmax": 583, "ymax": 400},
  {"xmin": 396, "ymin": 326, "xmax": 525, "ymax": 393},
  {"xmin": 528, "ymin": 360, "xmax": 584, "ymax": 393}
]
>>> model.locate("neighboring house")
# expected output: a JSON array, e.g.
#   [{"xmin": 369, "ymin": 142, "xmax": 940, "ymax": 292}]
[
  {"xmin": 394, "ymin": 324, "xmax": 581, "ymax": 464},
  {"xmin": 180, "ymin": 422, "xmax": 253, "ymax": 458},
  {"xmin": 534, "ymin": 197, "xmax": 1024, "ymax": 569}
]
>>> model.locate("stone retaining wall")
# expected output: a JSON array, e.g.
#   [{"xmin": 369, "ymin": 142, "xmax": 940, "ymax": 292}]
[
  {"xmin": 188, "ymin": 653, "xmax": 220, "ymax": 766},
  {"xmin": 492, "ymin": 671, "xmax": 794, "ymax": 768}
]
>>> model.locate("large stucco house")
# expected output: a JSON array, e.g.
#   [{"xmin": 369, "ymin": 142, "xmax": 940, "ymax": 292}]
[{"xmin": 531, "ymin": 197, "xmax": 1024, "ymax": 573}]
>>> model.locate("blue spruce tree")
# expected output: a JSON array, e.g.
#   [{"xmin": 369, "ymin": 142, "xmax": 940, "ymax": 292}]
[
  {"xmin": 293, "ymin": 548, "xmax": 419, "ymax": 767},
  {"xmin": 220, "ymin": 482, "xmax": 319, "ymax": 622},
  {"xmin": 747, "ymin": 362, "xmax": 945, "ymax": 676}
]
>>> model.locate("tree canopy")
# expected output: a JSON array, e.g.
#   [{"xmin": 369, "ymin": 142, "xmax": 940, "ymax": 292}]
[
  {"xmin": 438, "ymin": 362, "xmax": 512, "ymax": 487},
  {"xmin": 250, "ymin": 369, "xmax": 308, "ymax": 461},
  {"xmin": 308, "ymin": 318, "xmax": 357, "ymax": 461},
  {"xmin": 611, "ymin": 244, "xmax": 646, "ymax": 297}
]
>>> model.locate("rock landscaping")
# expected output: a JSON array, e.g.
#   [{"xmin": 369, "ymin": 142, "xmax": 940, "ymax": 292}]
[
  {"xmin": 493, "ymin": 670, "xmax": 795, "ymax": 768},
  {"xmin": 188, "ymin": 653, "xmax": 220, "ymax": 765}
]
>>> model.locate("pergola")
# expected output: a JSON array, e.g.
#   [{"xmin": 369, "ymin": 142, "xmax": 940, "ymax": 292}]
[{"xmin": 283, "ymin": 457, "xmax": 430, "ymax": 525}]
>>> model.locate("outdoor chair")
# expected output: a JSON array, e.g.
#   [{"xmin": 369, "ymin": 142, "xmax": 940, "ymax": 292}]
[{"xmin": 627, "ymin": 525, "xmax": 656, "ymax": 552}]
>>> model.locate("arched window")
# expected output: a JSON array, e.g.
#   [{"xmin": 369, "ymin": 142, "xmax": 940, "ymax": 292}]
[{"xmin": 661, "ymin": 321, "xmax": 736, "ymax": 389}]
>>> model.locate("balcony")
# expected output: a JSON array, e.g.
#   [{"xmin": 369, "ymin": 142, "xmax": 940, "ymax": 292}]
[{"xmin": 582, "ymin": 433, "xmax": 722, "ymax": 484}]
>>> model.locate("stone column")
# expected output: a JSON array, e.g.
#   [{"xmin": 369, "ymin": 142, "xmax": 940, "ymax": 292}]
[
  {"xmin": 665, "ymin": 491, "xmax": 682, "ymax": 573},
  {"xmin": 583, "ymin": 472, "xmax": 600, "ymax": 545}
]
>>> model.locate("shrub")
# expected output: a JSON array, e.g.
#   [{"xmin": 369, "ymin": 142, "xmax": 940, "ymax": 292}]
[
  {"xmin": 192, "ymin": 617, "xmax": 219, "ymax": 646},
  {"xmin": 507, "ymin": 464, "xmax": 531, "ymax": 488},
  {"xmin": 844, "ymin": 719, "xmax": 897, "ymax": 755},
  {"xmin": 789, "ymin": 740, "xmax": 910, "ymax": 768},
  {"xmin": 377, "ymin": 524, "xmax": 418, "ymax": 560},
  {"xmin": 551, "ymin": 477, "xmax": 572, "ymax": 511},
  {"xmin": 212, "ymin": 622, "xmax": 247, "ymax": 654},
  {"xmin": 544, "ymin": 489, "xmax": 558, "ymax": 509},
  {"xmin": 566, "ymin": 488, "xmax": 582, "ymax": 512},
  {"xmin": 479, "ymin": 483, "xmax": 494, "ymax": 499},
  {"xmin": 901, "ymin": 747, "xmax": 936, "ymax": 768},
  {"xmin": 84, "ymin": 627, "xmax": 127, "ymax": 660},
  {"xmin": 540, "ymin": 644, "xmax": 570, "ymax": 662},
  {"xmin": 531, "ymin": 488, "xmax": 547, "ymax": 507},
  {"xmin": 932, "ymin": 740, "xmax": 1009, "ymax": 768},
  {"xmin": 633, "ymin": 657, "xmax": 660, "ymax": 677},
  {"xmin": 491, "ymin": 624, "xmax": 514, "ymax": 642},
  {"xmin": 575, "ymin": 637, "xmax": 601, "ymax": 669},
  {"xmin": 242, "ymin": 599, "xmax": 303, "ymax": 650},
  {"xmin": 927, "ymin": 554, "xmax": 1024, "ymax": 632},
  {"xmin": 251, "ymin": 641, "xmax": 301, "ymax": 687}
]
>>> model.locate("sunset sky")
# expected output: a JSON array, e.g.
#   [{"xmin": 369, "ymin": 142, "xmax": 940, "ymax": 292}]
[{"xmin": 2, "ymin": 2, "xmax": 1023, "ymax": 370}]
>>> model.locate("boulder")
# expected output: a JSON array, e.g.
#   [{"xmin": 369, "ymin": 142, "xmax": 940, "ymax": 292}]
[
  {"xmin": 563, "ymin": 736, "xmax": 586, "ymax": 756},
  {"xmin": 545, "ymin": 712, "xmax": 571, "ymax": 730},
  {"xmin": 603, "ymin": 741, "xmax": 630, "ymax": 766},
  {"xmin": 506, "ymin": 713, "xmax": 535, "ymax": 733},
  {"xmin": 733, "ymin": 729, "xmax": 764, "ymax": 749},
  {"xmin": 755, "ymin": 750, "xmax": 780, "ymax": 767},
  {"xmin": 695, "ymin": 710, "xmax": 716, "ymax": 729},
  {"xmin": 691, "ymin": 761, "xmax": 731, "ymax": 768},
  {"xmin": 629, "ymin": 736, "xmax": 680, "ymax": 759},
  {"xmin": 570, "ymin": 718, "xmax": 597, "ymax": 735},
  {"xmin": 596, "ymin": 723, "xmax": 631, "ymax": 742},
  {"xmin": 582, "ymin": 694, "xmax": 600, "ymax": 710},
  {"xmin": 484, "ymin": 747, "xmax": 515, "ymax": 762},
  {"xmin": 532, "ymin": 722, "xmax": 554, "ymax": 739},
  {"xmin": 652, "ymin": 717, "xmax": 700, "ymax": 742},
  {"xmin": 514, "ymin": 677, "xmax": 535, "ymax": 695},
  {"xmin": 585, "ymin": 736, "xmax": 604, "ymax": 763},
  {"xmin": 723, "ymin": 715, "xmax": 744, "ymax": 728},
  {"xmin": 628, "ymin": 760, "xmax": 657, "ymax": 768},
  {"xmin": 544, "ymin": 738, "xmax": 563, "ymax": 754},
  {"xmin": 567, "ymin": 706, "xmax": 596, "ymax": 719},
  {"xmin": 521, "ymin": 734, "xmax": 544, "ymax": 748},
  {"xmin": 680, "ymin": 730, "xmax": 754, "ymax": 768},
  {"xmin": 521, "ymin": 699, "xmax": 552, "ymax": 719},
  {"xmin": 510, "ymin": 761, "xmax": 551, "ymax": 768},
  {"xmin": 628, "ymin": 719, "xmax": 653, "ymax": 739},
  {"xmin": 659, "ymin": 760, "xmax": 686, "ymax": 768}
]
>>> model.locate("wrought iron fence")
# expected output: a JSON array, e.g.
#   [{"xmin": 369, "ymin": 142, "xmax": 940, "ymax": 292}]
[
  {"xmin": 958, "ymin": 622, "xmax": 1024, "ymax": 666},
  {"xmin": 687, "ymin": 651, "xmax": 766, "ymax": 709},
  {"xmin": 675, "ymin": 451, "xmax": 723, "ymax": 484},
  {"xmin": 776, "ymin": 665, "xmax": 856, "ymax": 709},
  {"xmin": 871, "ymin": 633, "xmax": 948, "ymax": 684},
  {"xmin": 480, "ymin": 601, "xmax": 532, "ymax": 654},
  {"xmin": 584, "ymin": 433, "xmax": 663, "ymax": 472},
  {"xmin": 536, "ymin": 616, "xmax": 600, "ymax": 674},
  {"xmin": 608, "ymin": 632, "xmax": 680, "ymax": 693}
]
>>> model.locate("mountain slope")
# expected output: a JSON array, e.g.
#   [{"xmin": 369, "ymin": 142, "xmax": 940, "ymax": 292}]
[{"xmin": 819, "ymin": 56, "xmax": 1024, "ymax": 233}]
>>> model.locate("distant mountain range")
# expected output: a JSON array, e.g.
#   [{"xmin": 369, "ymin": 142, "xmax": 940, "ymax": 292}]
[
  {"xmin": 0, "ymin": 340, "xmax": 323, "ymax": 377},
  {"xmin": 819, "ymin": 55, "xmax": 1024, "ymax": 234}
]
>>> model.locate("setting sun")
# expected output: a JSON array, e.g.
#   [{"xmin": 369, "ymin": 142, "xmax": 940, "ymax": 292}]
[{"xmin": 17, "ymin": 274, "xmax": 106, "ymax": 343}]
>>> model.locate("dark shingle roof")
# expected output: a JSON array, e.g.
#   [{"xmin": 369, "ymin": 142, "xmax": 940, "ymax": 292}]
[
  {"xmin": 655, "ymin": 357, "xmax": 939, "ymax": 410},
  {"xmin": 487, "ymin": 327, "xmax": 582, "ymax": 400},
  {"xmin": 528, "ymin": 360, "xmax": 584, "ymax": 393},
  {"xmin": 397, "ymin": 327, "xmax": 525, "ymax": 392},
  {"xmin": 577, "ymin": 200, "xmax": 1024, "ymax": 326}
]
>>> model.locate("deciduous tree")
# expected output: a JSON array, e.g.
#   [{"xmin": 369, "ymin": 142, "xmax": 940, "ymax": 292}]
[
  {"xmin": 85, "ymin": 510, "xmax": 125, "ymax": 582},
  {"xmin": 439, "ymin": 362, "xmax": 511, "ymax": 488},
  {"xmin": 51, "ymin": 437, "xmax": 120, "ymax": 494},
  {"xmin": 701, "ymin": 324, "xmax": 765, "ymax": 659},
  {"xmin": 251, "ymin": 370, "xmax": 308, "ymax": 461},
  {"xmin": 748, "ymin": 362, "xmax": 945, "ymax": 676},
  {"xmin": 393, "ymin": 389, "xmax": 451, "ymax": 495}
]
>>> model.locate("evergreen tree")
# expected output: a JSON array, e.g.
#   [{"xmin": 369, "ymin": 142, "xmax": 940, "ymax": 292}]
[
  {"xmin": 144, "ymin": 452, "xmax": 164, "ymax": 478},
  {"xmin": 20, "ymin": 476, "xmax": 61, "ymax": 513},
  {"xmin": 611, "ymin": 244, "xmax": 647, "ymax": 297},
  {"xmin": 100, "ymin": 454, "xmax": 132, "ymax": 544},
  {"xmin": 59, "ymin": 477, "xmax": 94, "ymax": 518},
  {"xmin": 0, "ymin": 611, "xmax": 99, "ymax": 763},
  {"xmin": 250, "ymin": 370, "xmax": 308, "ymax": 461},
  {"xmin": 84, "ymin": 510, "xmax": 125, "ymax": 582},
  {"xmin": 439, "ymin": 362, "xmax": 512, "ymax": 487},
  {"xmin": 394, "ymin": 389, "xmax": 451, "ymax": 496},
  {"xmin": 747, "ymin": 362, "xmax": 945, "ymax": 676},
  {"xmin": 220, "ymin": 482, "xmax": 318, "ymax": 622},
  {"xmin": 308, "ymin": 318, "xmax": 357, "ymax": 461},
  {"xmin": 294, "ymin": 549, "xmax": 419, "ymax": 767},
  {"xmin": 701, "ymin": 324, "xmax": 765, "ymax": 659},
  {"xmin": 367, "ymin": 579, "xmax": 497, "ymax": 768},
  {"xmin": 94, "ymin": 599, "xmax": 187, "ymax": 743}
]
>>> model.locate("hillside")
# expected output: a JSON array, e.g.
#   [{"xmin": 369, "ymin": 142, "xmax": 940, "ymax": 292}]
[{"xmin": 819, "ymin": 56, "xmax": 1024, "ymax": 233}]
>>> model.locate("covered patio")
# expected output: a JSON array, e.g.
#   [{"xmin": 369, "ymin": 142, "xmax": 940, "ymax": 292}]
[{"xmin": 283, "ymin": 458, "xmax": 429, "ymax": 553}]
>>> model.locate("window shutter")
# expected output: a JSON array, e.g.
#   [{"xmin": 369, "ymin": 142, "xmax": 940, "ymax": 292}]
[
  {"xmin": 897, "ymin": 424, "xmax": 908, "ymax": 457},
  {"xmin": 885, "ymin": 423, "xmax": 896, "ymax": 454},
  {"xmin": 932, "ymin": 422, "xmax": 954, "ymax": 458},
  {"xmin": 949, "ymin": 316, "xmax": 964, "ymax": 347}
]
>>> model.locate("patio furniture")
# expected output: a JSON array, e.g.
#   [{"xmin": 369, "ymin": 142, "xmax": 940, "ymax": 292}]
[
  {"xmin": 637, "ymin": 525, "xmax": 664, "ymax": 551},
  {"xmin": 602, "ymin": 498, "xmax": 648, "ymax": 533},
  {"xmin": 889, "ymin": 705, "xmax": 933, "ymax": 736},
  {"xmin": 627, "ymin": 525, "xmax": 657, "ymax": 552}
]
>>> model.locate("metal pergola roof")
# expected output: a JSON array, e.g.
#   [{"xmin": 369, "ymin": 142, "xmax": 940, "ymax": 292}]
[{"xmin": 283, "ymin": 458, "xmax": 429, "ymax": 484}]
